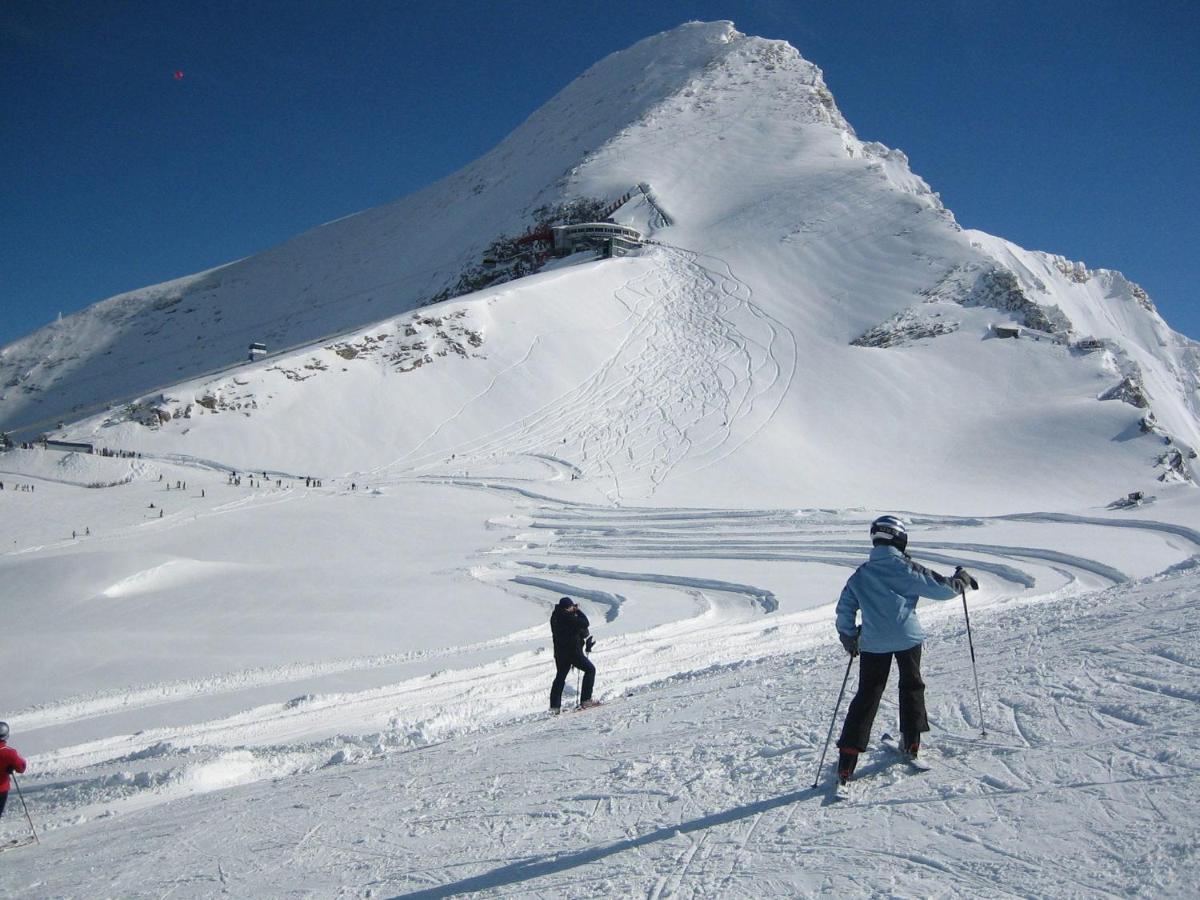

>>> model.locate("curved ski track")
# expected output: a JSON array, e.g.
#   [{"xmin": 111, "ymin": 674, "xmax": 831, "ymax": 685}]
[
  {"xmin": 7, "ymin": 564, "xmax": 1200, "ymax": 899},
  {"xmin": 7, "ymin": 248, "xmax": 1199, "ymax": 859},
  {"xmin": 10, "ymin": 475, "xmax": 1195, "ymax": 835},
  {"xmin": 384, "ymin": 247, "xmax": 796, "ymax": 504}
]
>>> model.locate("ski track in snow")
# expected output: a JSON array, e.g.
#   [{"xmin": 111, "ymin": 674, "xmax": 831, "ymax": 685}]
[
  {"xmin": 5, "ymin": 371, "xmax": 1200, "ymax": 899},
  {"xmin": 5, "ymin": 466, "xmax": 1195, "ymax": 852},
  {"xmin": 5, "ymin": 567, "xmax": 1199, "ymax": 898},
  {"xmin": 381, "ymin": 246, "xmax": 796, "ymax": 504},
  {"xmin": 4, "ymin": 245, "xmax": 1198, "ymax": 890}
]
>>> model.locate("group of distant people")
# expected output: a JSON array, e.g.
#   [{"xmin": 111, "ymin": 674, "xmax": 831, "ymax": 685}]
[{"xmin": 0, "ymin": 451, "xmax": 403, "ymax": 839}]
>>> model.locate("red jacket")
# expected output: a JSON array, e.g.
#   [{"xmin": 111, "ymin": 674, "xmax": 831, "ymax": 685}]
[{"xmin": 0, "ymin": 742, "xmax": 27, "ymax": 792}]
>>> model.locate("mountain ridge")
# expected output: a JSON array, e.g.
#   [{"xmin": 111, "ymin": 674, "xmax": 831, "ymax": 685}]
[{"xmin": 2, "ymin": 20, "xmax": 1197, "ymax": 509}]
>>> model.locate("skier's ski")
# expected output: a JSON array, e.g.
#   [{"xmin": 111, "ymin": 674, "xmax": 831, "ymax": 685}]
[
  {"xmin": 0, "ymin": 837, "xmax": 36, "ymax": 854},
  {"xmin": 550, "ymin": 700, "xmax": 604, "ymax": 716},
  {"xmin": 833, "ymin": 778, "xmax": 854, "ymax": 802},
  {"xmin": 880, "ymin": 733, "xmax": 931, "ymax": 772}
]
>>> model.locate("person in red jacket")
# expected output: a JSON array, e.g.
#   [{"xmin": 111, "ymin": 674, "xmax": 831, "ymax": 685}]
[{"xmin": 0, "ymin": 721, "xmax": 28, "ymax": 820}]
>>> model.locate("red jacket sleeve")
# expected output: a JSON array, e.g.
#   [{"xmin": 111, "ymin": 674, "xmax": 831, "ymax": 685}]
[{"xmin": 1, "ymin": 746, "xmax": 25, "ymax": 773}]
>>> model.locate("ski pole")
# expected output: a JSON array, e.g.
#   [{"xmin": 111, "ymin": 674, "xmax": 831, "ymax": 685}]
[
  {"xmin": 811, "ymin": 652, "xmax": 856, "ymax": 789},
  {"xmin": 961, "ymin": 587, "xmax": 987, "ymax": 737},
  {"xmin": 11, "ymin": 773, "xmax": 39, "ymax": 845}
]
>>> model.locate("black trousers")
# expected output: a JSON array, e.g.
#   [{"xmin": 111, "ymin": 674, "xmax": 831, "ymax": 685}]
[
  {"xmin": 550, "ymin": 652, "xmax": 595, "ymax": 709},
  {"xmin": 0, "ymin": 790, "xmax": 7, "ymax": 819},
  {"xmin": 837, "ymin": 644, "xmax": 927, "ymax": 751}
]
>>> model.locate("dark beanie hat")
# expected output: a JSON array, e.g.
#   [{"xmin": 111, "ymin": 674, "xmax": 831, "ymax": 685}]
[{"xmin": 556, "ymin": 597, "xmax": 574, "ymax": 609}]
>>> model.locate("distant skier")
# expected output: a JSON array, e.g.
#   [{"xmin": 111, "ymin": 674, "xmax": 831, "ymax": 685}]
[
  {"xmin": 834, "ymin": 516, "xmax": 978, "ymax": 784},
  {"xmin": 549, "ymin": 597, "xmax": 598, "ymax": 712},
  {"xmin": 0, "ymin": 722, "xmax": 27, "ymax": 821}
]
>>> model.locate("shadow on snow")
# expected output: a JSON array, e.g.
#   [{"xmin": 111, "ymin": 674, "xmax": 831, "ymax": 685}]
[{"xmin": 392, "ymin": 786, "xmax": 822, "ymax": 898}]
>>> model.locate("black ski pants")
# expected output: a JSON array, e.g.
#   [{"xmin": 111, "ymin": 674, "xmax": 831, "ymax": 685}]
[
  {"xmin": 837, "ymin": 644, "xmax": 927, "ymax": 752},
  {"xmin": 0, "ymin": 791, "xmax": 7, "ymax": 820},
  {"xmin": 550, "ymin": 651, "xmax": 595, "ymax": 709}
]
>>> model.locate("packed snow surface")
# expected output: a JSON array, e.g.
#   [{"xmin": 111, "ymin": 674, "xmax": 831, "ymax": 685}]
[{"xmin": 2, "ymin": 19, "xmax": 1200, "ymax": 899}]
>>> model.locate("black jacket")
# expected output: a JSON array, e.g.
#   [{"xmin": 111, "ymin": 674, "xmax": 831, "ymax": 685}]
[{"xmin": 550, "ymin": 607, "xmax": 590, "ymax": 660}]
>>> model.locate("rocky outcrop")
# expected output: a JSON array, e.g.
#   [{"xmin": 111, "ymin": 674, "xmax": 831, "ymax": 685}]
[
  {"xmin": 327, "ymin": 309, "xmax": 484, "ymax": 374},
  {"xmin": 1157, "ymin": 447, "xmax": 1197, "ymax": 484},
  {"xmin": 922, "ymin": 265, "xmax": 1071, "ymax": 334},
  {"xmin": 851, "ymin": 309, "xmax": 958, "ymax": 348},
  {"xmin": 107, "ymin": 308, "xmax": 486, "ymax": 429},
  {"xmin": 1099, "ymin": 376, "xmax": 1151, "ymax": 409},
  {"xmin": 1050, "ymin": 255, "xmax": 1092, "ymax": 284}
]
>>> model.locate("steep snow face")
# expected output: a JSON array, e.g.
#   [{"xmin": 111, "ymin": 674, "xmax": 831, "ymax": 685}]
[
  {"xmin": 967, "ymin": 230, "xmax": 1200, "ymax": 449},
  {"xmin": 3, "ymin": 20, "xmax": 1197, "ymax": 509},
  {"xmin": 0, "ymin": 21, "xmax": 751, "ymax": 436}
]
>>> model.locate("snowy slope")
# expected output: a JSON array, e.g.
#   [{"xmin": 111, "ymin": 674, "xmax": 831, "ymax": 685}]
[
  {"xmin": 2, "ymin": 20, "xmax": 1200, "ymax": 898},
  {"xmin": 3, "ymin": 559, "xmax": 1198, "ymax": 897}
]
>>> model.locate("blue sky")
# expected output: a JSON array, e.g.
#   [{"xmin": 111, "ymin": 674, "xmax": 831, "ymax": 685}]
[{"xmin": 3, "ymin": 1, "xmax": 1197, "ymax": 345}]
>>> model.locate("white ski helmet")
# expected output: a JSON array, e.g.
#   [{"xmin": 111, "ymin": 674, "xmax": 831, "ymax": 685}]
[
  {"xmin": 870, "ymin": 515, "xmax": 908, "ymax": 551},
  {"xmin": 0, "ymin": 721, "xmax": 8, "ymax": 741}
]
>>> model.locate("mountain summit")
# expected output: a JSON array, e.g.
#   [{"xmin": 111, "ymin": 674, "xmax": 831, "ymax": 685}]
[{"xmin": 3, "ymin": 21, "xmax": 1197, "ymax": 510}]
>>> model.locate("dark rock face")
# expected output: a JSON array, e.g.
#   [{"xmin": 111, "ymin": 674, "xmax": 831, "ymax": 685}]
[
  {"xmin": 922, "ymin": 265, "xmax": 1071, "ymax": 335},
  {"xmin": 1099, "ymin": 377, "xmax": 1151, "ymax": 409},
  {"xmin": 851, "ymin": 310, "xmax": 958, "ymax": 348}
]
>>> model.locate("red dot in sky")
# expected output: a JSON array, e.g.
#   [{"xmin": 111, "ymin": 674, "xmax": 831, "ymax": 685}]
[{"xmin": 174, "ymin": 70, "xmax": 185, "ymax": 80}]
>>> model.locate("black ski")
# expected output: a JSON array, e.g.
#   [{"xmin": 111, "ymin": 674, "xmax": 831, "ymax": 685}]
[{"xmin": 549, "ymin": 700, "xmax": 605, "ymax": 717}]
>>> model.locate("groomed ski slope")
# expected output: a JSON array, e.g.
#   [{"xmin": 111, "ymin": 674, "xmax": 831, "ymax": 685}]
[
  {"xmin": 2, "ymin": 435, "xmax": 1199, "ymax": 896},
  {"xmin": 2, "ymin": 558, "xmax": 1197, "ymax": 897}
]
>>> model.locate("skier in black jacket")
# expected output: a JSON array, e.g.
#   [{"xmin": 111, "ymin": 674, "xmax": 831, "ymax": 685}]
[{"xmin": 549, "ymin": 597, "xmax": 598, "ymax": 712}]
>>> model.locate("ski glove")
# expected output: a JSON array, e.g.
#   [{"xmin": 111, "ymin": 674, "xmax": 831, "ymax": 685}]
[
  {"xmin": 954, "ymin": 566, "xmax": 979, "ymax": 591},
  {"xmin": 585, "ymin": 636, "xmax": 595, "ymax": 653},
  {"xmin": 839, "ymin": 631, "xmax": 859, "ymax": 657}
]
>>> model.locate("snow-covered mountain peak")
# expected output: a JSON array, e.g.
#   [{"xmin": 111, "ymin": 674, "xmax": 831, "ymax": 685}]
[
  {"xmin": 0, "ymin": 20, "xmax": 856, "ymax": 440},
  {"xmin": 482, "ymin": 20, "xmax": 854, "ymax": 212},
  {"xmin": 533, "ymin": 19, "xmax": 842, "ymax": 133},
  {"xmin": 3, "ymin": 20, "xmax": 1198, "ymax": 508}
]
